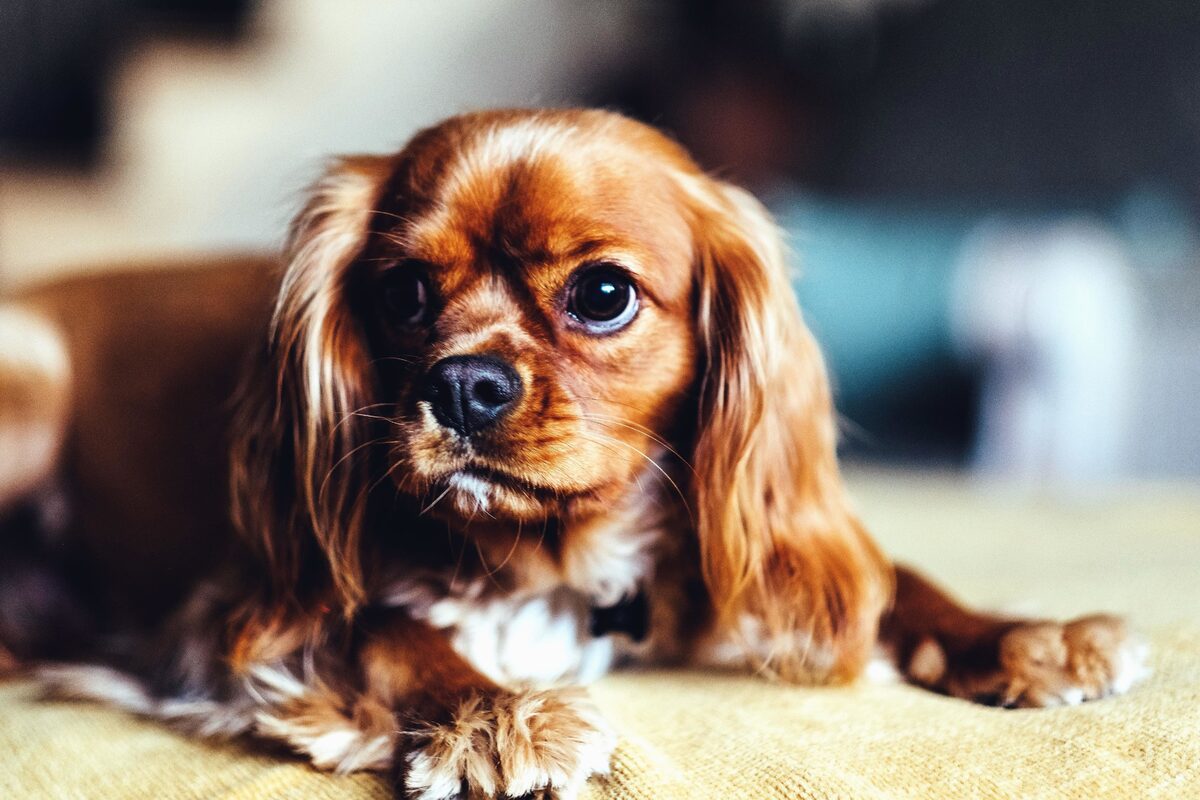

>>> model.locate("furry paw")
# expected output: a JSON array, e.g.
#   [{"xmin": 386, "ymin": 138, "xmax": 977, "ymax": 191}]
[
  {"xmin": 395, "ymin": 687, "xmax": 615, "ymax": 800},
  {"xmin": 993, "ymin": 614, "xmax": 1149, "ymax": 707},
  {"xmin": 905, "ymin": 614, "xmax": 1149, "ymax": 708}
]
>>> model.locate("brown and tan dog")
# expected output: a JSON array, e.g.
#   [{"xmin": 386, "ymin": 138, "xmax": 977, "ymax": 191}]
[{"xmin": 0, "ymin": 109, "xmax": 1145, "ymax": 799}]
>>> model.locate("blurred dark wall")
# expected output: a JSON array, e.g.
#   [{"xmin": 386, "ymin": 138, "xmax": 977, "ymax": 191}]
[
  {"xmin": 592, "ymin": 0, "xmax": 1200, "ymax": 464},
  {"xmin": 0, "ymin": 0, "xmax": 253, "ymax": 165},
  {"xmin": 597, "ymin": 0, "xmax": 1200, "ymax": 212},
  {"xmin": 5, "ymin": 0, "xmax": 1196, "ymax": 468},
  {"xmin": 835, "ymin": 0, "xmax": 1200, "ymax": 211}
]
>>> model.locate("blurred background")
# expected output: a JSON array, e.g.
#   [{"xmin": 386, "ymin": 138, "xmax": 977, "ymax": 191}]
[{"xmin": 2, "ymin": 0, "xmax": 1198, "ymax": 486}]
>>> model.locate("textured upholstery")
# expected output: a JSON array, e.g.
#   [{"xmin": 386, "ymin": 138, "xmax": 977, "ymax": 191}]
[{"xmin": 2, "ymin": 472, "xmax": 1197, "ymax": 799}]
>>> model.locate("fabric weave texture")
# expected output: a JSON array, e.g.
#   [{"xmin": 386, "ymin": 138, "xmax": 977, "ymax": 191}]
[{"xmin": 2, "ymin": 472, "xmax": 1197, "ymax": 799}]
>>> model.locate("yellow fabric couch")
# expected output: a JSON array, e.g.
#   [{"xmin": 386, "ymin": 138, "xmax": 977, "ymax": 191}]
[{"xmin": 2, "ymin": 471, "xmax": 1198, "ymax": 799}]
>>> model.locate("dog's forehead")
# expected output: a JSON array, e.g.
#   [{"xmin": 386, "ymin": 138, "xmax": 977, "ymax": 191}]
[{"xmin": 395, "ymin": 120, "xmax": 693, "ymax": 284}]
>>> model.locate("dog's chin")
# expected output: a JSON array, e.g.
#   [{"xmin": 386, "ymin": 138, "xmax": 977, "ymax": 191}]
[{"xmin": 419, "ymin": 466, "xmax": 577, "ymax": 523}]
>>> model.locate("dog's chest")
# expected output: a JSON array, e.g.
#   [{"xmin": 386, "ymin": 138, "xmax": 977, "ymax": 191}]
[
  {"xmin": 425, "ymin": 588, "xmax": 619, "ymax": 686},
  {"xmin": 379, "ymin": 524, "xmax": 662, "ymax": 686}
]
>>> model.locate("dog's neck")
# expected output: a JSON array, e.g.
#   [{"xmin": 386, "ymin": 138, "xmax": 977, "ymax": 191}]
[
  {"xmin": 379, "ymin": 468, "xmax": 680, "ymax": 609},
  {"xmin": 370, "ymin": 481, "xmax": 679, "ymax": 686}
]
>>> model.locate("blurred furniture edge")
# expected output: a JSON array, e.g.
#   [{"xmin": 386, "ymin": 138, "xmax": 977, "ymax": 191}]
[{"xmin": 2, "ymin": 469, "xmax": 1197, "ymax": 800}]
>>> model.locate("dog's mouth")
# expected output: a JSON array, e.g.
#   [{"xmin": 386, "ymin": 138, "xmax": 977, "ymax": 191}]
[
  {"xmin": 454, "ymin": 465, "xmax": 565, "ymax": 501},
  {"xmin": 421, "ymin": 462, "xmax": 607, "ymax": 520}
]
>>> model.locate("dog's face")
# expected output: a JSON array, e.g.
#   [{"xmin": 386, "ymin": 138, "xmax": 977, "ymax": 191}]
[
  {"xmin": 238, "ymin": 109, "xmax": 890, "ymax": 681},
  {"xmin": 359, "ymin": 113, "xmax": 700, "ymax": 521}
]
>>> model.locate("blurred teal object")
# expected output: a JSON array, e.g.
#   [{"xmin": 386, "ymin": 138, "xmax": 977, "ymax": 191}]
[
  {"xmin": 772, "ymin": 194, "xmax": 973, "ymax": 407},
  {"xmin": 1113, "ymin": 183, "xmax": 1199, "ymax": 271}
]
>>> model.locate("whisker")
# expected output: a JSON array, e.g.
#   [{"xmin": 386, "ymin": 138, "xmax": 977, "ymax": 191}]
[
  {"xmin": 363, "ymin": 208, "xmax": 415, "ymax": 224},
  {"xmin": 576, "ymin": 431, "xmax": 692, "ymax": 521},
  {"xmin": 317, "ymin": 435, "xmax": 391, "ymax": 501},
  {"xmin": 575, "ymin": 410, "xmax": 677, "ymax": 450},
  {"xmin": 372, "ymin": 454, "xmax": 409, "ymax": 496},
  {"xmin": 573, "ymin": 395, "xmax": 677, "ymax": 418},
  {"xmin": 369, "ymin": 355, "xmax": 423, "ymax": 367},
  {"xmin": 577, "ymin": 412, "xmax": 696, "ymax": 475},
  {"xmin": 346, "ymin": 411, "xmax": 400, "ymax": 427},
  {"xmin": 473, "ymin": 538, "xmax": 505, "ymax": 590},
  {"xmin": 448, "ymin": 523, "xmax": 470, "ymax": 590},
  {"xmin": 571, "ymin": 406, "xmax": 686, "ymax": 451},
  {"xmin": 484, "ymin": 517, "xmax": 524, "ymax": 578},
  {"xmin": 379, "ymin": 230, "xmax": 417, "ymax": 250},
  {"xmin": 419, "ymin": 484, "xmax": 454, "ymax": 517},
  {"xmin": 330, "ymin": 402, "xmax": 397, "ymax": 436}
]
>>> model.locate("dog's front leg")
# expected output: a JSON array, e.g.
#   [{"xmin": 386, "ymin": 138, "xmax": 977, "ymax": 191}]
[
  {"xmin": 880, "ymin": 564, "xmax": 1148, "ymax": 707},
  {"xmin": 358, "ymin": 613, "xmax": 615, "ymax": 800}
]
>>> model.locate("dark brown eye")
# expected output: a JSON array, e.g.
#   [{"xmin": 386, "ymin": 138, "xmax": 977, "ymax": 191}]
[
  {"xmin": 381, "ymin": 268, "xmax": 429, "ymax": 326},
  {"xmin": 568, "ymin": 265, "xmax": 638, "ymax": 332}
]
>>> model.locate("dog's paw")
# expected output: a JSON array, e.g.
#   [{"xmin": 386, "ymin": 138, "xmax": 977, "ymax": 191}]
[
  {"xmin": 396, "ymin": 687, "xmax": 614, "ymax": 800},
  {"xmin": 993, "ymin": 614, "xmax": 1149, "ymax": 707},
  {"xmin": 905, "ymin": 614, "xmax": 1150, "ymax": 708}
]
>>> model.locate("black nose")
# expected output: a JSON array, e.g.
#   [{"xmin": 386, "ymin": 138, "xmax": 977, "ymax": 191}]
[{"xmin": 421, "ymin": 355, "xmax": 523, "ymax": 435}]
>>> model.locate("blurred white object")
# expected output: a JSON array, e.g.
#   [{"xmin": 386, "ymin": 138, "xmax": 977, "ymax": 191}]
[
  {"xmin": 952, "ymin": 220, "xmax": 1138, "ymax": 486},
  {"xmin": 1126, "ymin": 267, "xmax": 1200, "ymax": 478}
]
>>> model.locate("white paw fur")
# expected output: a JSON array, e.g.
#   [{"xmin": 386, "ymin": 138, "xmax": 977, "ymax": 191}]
[{"xmin": 401, "ymin": 687, "xmax": 615, "ymax": 800}]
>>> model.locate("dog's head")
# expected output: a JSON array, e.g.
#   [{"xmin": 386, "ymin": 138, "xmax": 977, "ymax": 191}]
[
  {"xmin": 233, "ymin": 109, "xmax": 888, "ymax": 679},
  {"xmin": 365, "ymin": 111, "xmax": 700, "ymax": 524}
]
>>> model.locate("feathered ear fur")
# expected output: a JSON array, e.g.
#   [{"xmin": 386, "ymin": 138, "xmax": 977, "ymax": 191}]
[
  {"xmin": 680, "ymin": 174, "xmax": 893, "ymax": 683},
  {"xmin": 229, "ymin": 155, "xmax": 393, "ymax": 622}
]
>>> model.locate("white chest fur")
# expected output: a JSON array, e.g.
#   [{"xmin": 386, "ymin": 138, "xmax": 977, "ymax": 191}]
[
  {"xmin": 381, "ymin": 579, "xmax": 620, "ymax": 686},
  {"xmin": 427, "ymin": 588, "xmax": 617, "ymax": 686},
  {"xmin": 380, "ymin": 498, "xmax": 665, "ymax": 687}
]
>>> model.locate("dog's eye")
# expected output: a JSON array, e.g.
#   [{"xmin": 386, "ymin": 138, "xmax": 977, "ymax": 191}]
[
  {"xmin": 568, "ymin": 265, "xmax": 638, "ymax": 332},
  {"xmin": 381, "ymin": 269, "xmax": 429, "ymax": 326}
]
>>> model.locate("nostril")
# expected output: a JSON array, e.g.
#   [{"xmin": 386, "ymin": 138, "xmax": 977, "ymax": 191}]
[{"xmin": 473, "ymin": 377, "xmax": 513, "ymax": 407}]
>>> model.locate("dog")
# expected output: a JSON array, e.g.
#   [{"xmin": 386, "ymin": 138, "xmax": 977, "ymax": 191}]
[{"xmin": 0, "ymin": 109, "xmax": 1146, "ymax": 799}]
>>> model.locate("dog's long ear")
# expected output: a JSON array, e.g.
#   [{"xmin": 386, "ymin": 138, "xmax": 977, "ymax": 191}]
[
  {"xmin": 230, "ymin": 155, "xmax": 392, "ymax": 624},
  {"xmin": 680, "ymin": 174, "xmax": 892, "ymax": 683}
]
